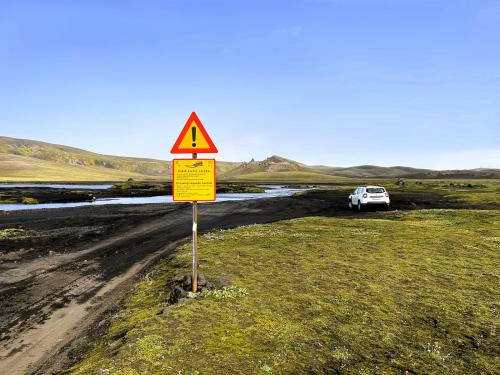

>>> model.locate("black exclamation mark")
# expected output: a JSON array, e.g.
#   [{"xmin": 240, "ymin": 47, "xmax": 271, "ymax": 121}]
[{"xmin": 191, "ymin": 126, "xmax": 197, "ymax": 147}]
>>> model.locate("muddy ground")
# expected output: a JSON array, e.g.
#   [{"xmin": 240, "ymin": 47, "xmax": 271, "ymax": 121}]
[{"xmin": 0, "ymin": 189, "xmax": 495, "ymax": 374}]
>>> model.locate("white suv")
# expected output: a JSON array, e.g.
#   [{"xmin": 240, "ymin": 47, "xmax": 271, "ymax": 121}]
[{"xmin": 349, "ymin": 186, "xmax": 390, "ymax": 211}]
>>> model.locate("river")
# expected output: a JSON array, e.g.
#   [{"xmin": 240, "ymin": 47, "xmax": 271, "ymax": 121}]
[{"xmin": 0, "ymin": 185, "xmax": 307, "ymax": 211}]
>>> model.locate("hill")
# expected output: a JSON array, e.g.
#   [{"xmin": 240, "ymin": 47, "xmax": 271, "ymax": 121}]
[
  {"xmin": 0, "ymin": 136, "xmax": 498, "ymax": 181},
  {"xmin": 220, "ymin": 155, "xmax": 345, "ymax": 182},
  {"xmin": 311, "ymin": 164, "xmax": 500, "ymax": 179},
  {"xmin": 0, "ymin": 136, "xmax": 238, "ymax": 182},
  {"xmin": 311, "ymin": 165, "xmax": 429, "ymax": 178},
  {"xmin": 223, "ymin": 156, "xmax": 499, "ymax": 181}
]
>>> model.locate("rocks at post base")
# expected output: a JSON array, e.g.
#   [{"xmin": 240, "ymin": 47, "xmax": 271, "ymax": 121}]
[{"xmin": 167, "ymin": 273, "xmax": 214, "ymax": 304}]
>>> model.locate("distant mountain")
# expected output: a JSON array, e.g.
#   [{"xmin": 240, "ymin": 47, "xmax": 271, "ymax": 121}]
[
  {"xmin": 0, "ymin": 136, "xmax": 498, "ymax": 181},
  {"xmin": 223, "ymin": 155, "xmax": 310, "ymax": 176},
  {"xmin": 223, "ymin": 157, "xmax": 499, "ymax": 181},
  {"xmin": 311, "ymin": 165, "xmax": 431, "ymax": 178},
  {"xmin": 219, "ymin": 155, "xmax": 340, "ymax": 182},
  {"xmin": 311, "ymin": 164, "xmax": 500, "ymax": 179}
]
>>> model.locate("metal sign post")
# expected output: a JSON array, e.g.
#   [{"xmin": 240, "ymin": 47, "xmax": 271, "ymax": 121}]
[{"xmin": 192, "ymin": 153, "xmax": 198, "ymax": 293}]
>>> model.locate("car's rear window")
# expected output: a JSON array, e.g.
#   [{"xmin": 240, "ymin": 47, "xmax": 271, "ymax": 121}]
[{"xmin": 367, "ymin": 188, "xmax": 385, "ymax": 193}]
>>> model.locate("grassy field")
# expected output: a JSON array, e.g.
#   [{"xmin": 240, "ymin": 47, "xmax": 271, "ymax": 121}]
[
  {"xmin": 398, "ymin": 179, "xmax": 500, "ymax": 206},
  {"xmin": 300, "ymin": 179, "xmax": 500, "ymax": 209},
  {"xmin": 72, "ymin": 208, "xmax": 499, "ymax": 374}
]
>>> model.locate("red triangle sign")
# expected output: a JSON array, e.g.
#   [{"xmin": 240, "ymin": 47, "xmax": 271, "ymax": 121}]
[{"xmin": 170, "ymin": 112, "xmax": 218, "ymax": 154}]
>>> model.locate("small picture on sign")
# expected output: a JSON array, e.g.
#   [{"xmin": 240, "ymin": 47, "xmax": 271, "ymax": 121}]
[{"xmin": 187, "ymin": 161, "xmax": 204, "ymax": 168}]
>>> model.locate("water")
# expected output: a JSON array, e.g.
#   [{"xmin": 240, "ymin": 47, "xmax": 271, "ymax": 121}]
[
  {"xmin": 0, "ymin": 186, "xmax": 306, "ymax": 211},
  {"xmin": 0, "ymin": 183, "xmax": 112, "ymax": 189}
]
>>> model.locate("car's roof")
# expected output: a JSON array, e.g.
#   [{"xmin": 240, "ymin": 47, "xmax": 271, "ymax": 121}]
[{"xmin": 358, "ymin": 185, "xmax": 385, "ymax": 188}]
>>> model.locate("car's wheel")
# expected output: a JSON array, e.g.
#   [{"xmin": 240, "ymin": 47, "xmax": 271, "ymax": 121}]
[
  {"xmin": 385, "ymin": 204, "xmax": 390, "ymax": 211},
  {"xmin": 357, "ymin": 201, "xmax": 362, "ymax": 211},
  {"xmin": 348, "ymin": 200, "xmax": 353, "ymax": 209}
]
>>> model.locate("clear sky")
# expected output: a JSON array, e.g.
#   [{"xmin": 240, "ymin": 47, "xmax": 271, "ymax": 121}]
[{"xmin": 1, "ymin": 0, "xmax": 499, "ymax": 169}]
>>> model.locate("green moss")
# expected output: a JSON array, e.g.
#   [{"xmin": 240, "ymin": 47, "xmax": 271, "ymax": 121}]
[
  {"xmin": 111, "ymin": 182, "xmax": 166, "ymax": 191},
  {"xmin": 21, "ymin": 197, "xmax": 39, "ymax": 205},
  {"xmin": 0, "ymin": 194, "xmax": 17, "ymax": 204},
  {"xmin": 18, "ymin": 145, "xmax": 32, "ymax": 156},
  {"xmin": 0, "ymin": 228, "xmax": 25, "ymax": 239},
  {"xmin": 281, "ymin": 184, "xmax": 314, "ymax": 189},
  {"xmin": 199, "ymin": 286, "xmax": 248, "ymax": 299},
  {"xmin": 216, "ymin": 184, "xmax": 265, "ymax": 193},
  {"xmin": 72, "ymin": 209, "xmax": 499, "ymax": 374}
]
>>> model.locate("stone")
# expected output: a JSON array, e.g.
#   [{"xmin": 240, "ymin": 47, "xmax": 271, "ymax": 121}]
[
  {"xmin": 168, "ymin": 286, "xmax": 186, "ymax": 304},
  {"xmin": 197, "ymin": 273, "xmax": 207, "ymax": 287},
  {"xmin": 181, "ymin": 275, "xmax": 192, "ymax": 290}
]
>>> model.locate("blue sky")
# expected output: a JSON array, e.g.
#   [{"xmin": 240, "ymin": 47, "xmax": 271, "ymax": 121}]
[{"xmin": 1, "ymin": 0, "xmax": 499, "ymax": 169}]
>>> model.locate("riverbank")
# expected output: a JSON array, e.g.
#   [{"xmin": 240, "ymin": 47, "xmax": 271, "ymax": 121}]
[{"xmin": 0, "ymin": 182, "xmax": 266, "ymax": 206}]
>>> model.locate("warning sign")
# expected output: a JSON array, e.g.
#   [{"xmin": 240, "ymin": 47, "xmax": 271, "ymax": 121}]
[
  {"xmin": 170, "ymin": 112, "xmax": 218, "ymax": 154},
  {"xmin": 172, "ymin": 159, "xmax": 216, "ymax": 201}
]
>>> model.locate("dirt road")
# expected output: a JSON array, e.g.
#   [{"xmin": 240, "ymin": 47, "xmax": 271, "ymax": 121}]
[{"xmin": 0, "ymin": 195, "xmax": 332, "ymax": 374}]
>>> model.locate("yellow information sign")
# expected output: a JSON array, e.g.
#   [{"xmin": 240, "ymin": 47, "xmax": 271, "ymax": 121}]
[{"xmin": 172, "ymin": 159, "xmax": 216, "ymax": 202}]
